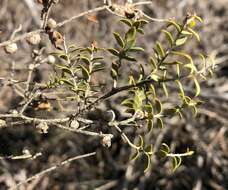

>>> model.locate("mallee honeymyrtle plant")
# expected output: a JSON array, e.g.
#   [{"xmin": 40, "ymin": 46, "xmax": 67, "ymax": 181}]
[
  {"xmin": 46, "ymin": 14, "xmax": 214, "ymax": 172},
  {"xmin": 0, "ymin": 2, "xmax": 216, "ymax": 185}
]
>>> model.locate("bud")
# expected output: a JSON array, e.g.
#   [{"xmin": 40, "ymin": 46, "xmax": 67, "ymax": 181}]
[
  {"xmin": 28, "ymin": 64, "xmax": 35, "ymax": 70},
  {"xmin": 47, "ymin": 55, "xmax": 56, "ymax": 64},
  {"xmin": 47, "ymin": 18, "xmax": 57, "ymax": 29},
  {"xmin": 70, "ymin": 120, "xmax": 80, "ymax": 129},
  {"xmin": 4, "ymin": 43, "xmax": 18, "ymax": 54},
  {"xmin": 36, "ymin": 122, "xmax": 49, "ymax": 134},
  {"xmin": 124, "ymin": 4, "xmax": 135, "ymax": 19},
  {"xmin": 49, "ymin": 30, "xmax": 63, "ymax": 49},
  {"xmin": 11, "ymin": 109, "xmax": 19, "ymax": 115},
  {"xmin": 134, "ymin": 110, "xmax": 144, "ymax": 119},
  {"xmin": 0, "ymin": 119, "xmax": 6, "ymax": 128},
  {"xmin": 101, "ymin": 135, "xmax": 112, "ymax": 148},
  {"xmin": 26, "ymin": 33, "xmax": 41, "ymax": 45},
  {"xmin": 22, "ymin": 149, "xmax": 31, "ymax": 156}
]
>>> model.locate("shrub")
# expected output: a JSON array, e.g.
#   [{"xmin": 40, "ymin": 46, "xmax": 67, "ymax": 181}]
[{"xmin": 0, "ymin": 1, "xmax": 215, "ymax": 188}]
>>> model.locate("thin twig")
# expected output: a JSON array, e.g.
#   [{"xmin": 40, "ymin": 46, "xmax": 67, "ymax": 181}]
[
  {"xmin": 0, "ymin": 151, "xmax": 42, "ymax": 161},
  {"xmin": 0, "ymin": 113, "xmax": 92, "ymax": 125},
  {"xmin": 0, "ymin": 1, "xmax": 154, "ymax": 47},
  {"xmin": 95, "ymin": 180, "xmax": 118, "ymax": 190},
  {"xmin": 10, "ymin": 152, "xmax": 96, "ymax": 190},
  {"xmin": 55, "ymin": 124, "xmax": 113, "ymax": 138},
  {"xmin": 42, "ymin": 1, "xmax": 54, "ymax": 29},
  {"xmin": 19, "ymin": 90, "xmax": 39, "ymax": 114},
  {"xmin": 0, "ymin": 112, "xmax": 114, "ymax": 138},
  {"xmin": 23, "ymin": 0, "xmax": 41, "ymax": 26},
  {"xmin": 57, "ymin": 5, "xmax": 108, "ymax": 28},
  {"xmin": 10, "ymin": 25, "xmax": 22, "ymax": 39}
]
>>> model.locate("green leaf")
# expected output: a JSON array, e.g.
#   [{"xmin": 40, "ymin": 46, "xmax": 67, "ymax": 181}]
[
  {"xmin": 187, "ymin": 27, "xmax": 200, "ymax": 42},
  {"xmin": 121, "ymin": 98, "xmax": 134, "ymax": 108},
  {"xmin": 56, "ymin": 64, "xmax": 72, "ymax": 75},
  {"xmin": 92, "ymin": 62, "xmax": 105, "ymax": 70},
  {"xmin": 176, "ymin": 80, "xmax": 185, "ymax": 97},
  {"xmin": 129, "ymin": 47, "xmax": 145, "ymax": 52},
  {"xmin": 150, "ymin": 74, "xmax": 159, "ymax": 82},
  {"xmin": 130, "ymin": 150, "xmax": 140, "ymax": 161},
  {"xmin": 60, "ymin": 78, "xmax": 74, "ymax": 87},
  {"xmin": 113, "ymin": 32, "xmax": 124, "ymax": 48},
  {"xmin": 161, "ymin": 143, "xmax": 170, "ymax": 153},
  {"xmin": 167, "ymin": 20, "xmax": 181, "ymax": 32},
  {"xmin": 160, "ymin": 143, "xmax": 170, "ymax": 157},
  {"xmin": 91, "ymin": 67, "xmax": 105, "ymax": 73},
  {"xmin": 194, "ymin": 15, "xmax": 203, "ymax": 23},
  {"xmin": 137, "ymin": 135, "xmax": 144, "ymax": 148},
  {"xmin": 124, "ymin": 39, "xmax": 136, "ymax": 50},
  {"xmin": 132, "ymin": 20, "xmax": 141, "ymax": 29},
  {"xmin": 120, "ymin": 19, "xmax": 132, "ymax": 27},
  {"xmin": 144, "ymin": 154, "xmax": 151, "ymax": 173},
  {"xmin": 108, "ymin": 48, "xmax": 119, "ymax": 56},
  {"xmin": 162, "ymin": 83, "xmax": 168, "ymax": 97},
  {"xmin": 59, "ymin": 54, "xmax": 69, "ymax": 61},
  {"xmin": 157, "ymin": 118, "xmax": 164, "ymax": 129},
  {"xmin": 145, "ymin": 145, "xmax": 153, "ymax": 155},
  {"xmin": 172, "ymin": 51, "xmax": 193, "ymax": 65},
  {"xmin": 177, "ymin": 110, "xmax": 183, "ymax": 119},
  {"xmin": 193, "ymin": 77, "xmax": 201, "ymax": 97},
  {"xmin": 79, "ymin": 64, "xmax": 90, "ymax": 80},
  {"xmin": 149, "ymin": 57, "xmax": 157, "ymax": 70},
  {"xmin": 149, "ymin": 84, "xmax": 156, "ymax": 98},
  {"xmin": 111, "ymin": 68, "xmax": 118, "ymax": 78},
  {"xmin": 125, "ymin": 27, "xmax": 136, "ymax": 41},
  {"xmin": 154, "ymin": 99, "xmax": 162, "ymax": 114},
  {"xmin": 80, "ymin": 56, "xmax": 90, "ymax": 65},
  {"xmin": 147, "ymin": 119, "xmax": 153, "ymax": 132},
  {"xmin": 123, "ymin": 55, "xmax": 137, "ymax": 62},
  {"xmin": 184, "ymin": 63, "xmax": 197, "ymax": 74},
  {"xmin": 92, "ymin": 56, "xmax": 104, "ymax": 62},
  {"xmin": 163, "ymin": 61, "xmax": 183, "ymax": 66},
  {"xmin": 137, "ymin": 28, "xmax": 144, "ymax": 34},
  {"xmin": 176, "ymin": 64, "xmax": 180, "ymax": 77},
  {"xmin": 155, "ymin": 42, "xmax": 165, "ymax": 58},
  {"xmin": 144, "ymin": 103, "xmax": 153, "ymax": 114},
  {"xmin": 175, "ymin": 37, "xmax": 188, "ymax": 46},
  {"xmin": 191, "ymin": 105, "xmax": 198, "ymax": 117},
  {"xmin": 172, "ymin": 156, "xmax": 182, "ymax": 172},
  {"xmin": 133, "ymin": 19, "xmax": 149, "ymax": 28},
  {"xmin": 162, "ymin": 29, "xmax": 174, "ymax": 46},
  {"xmin": 181, "ymin": 30, "xmax": 193, "ymax": 36}
]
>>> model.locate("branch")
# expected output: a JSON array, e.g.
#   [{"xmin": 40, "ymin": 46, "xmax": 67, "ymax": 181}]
[
  {"xmin": 0, "ymin": 1, "xmax": 157, "ymax": 48},
  {"xmin": 10, "ymin": 152, "xmax": 96, "ymax": 190},
  {"xmin": 0, "ymin": 113, "xmax": 113, "ymax": 138},
  {"xmin": 0, "ymin": 113, "xmax": 92, "ymax": 125}
]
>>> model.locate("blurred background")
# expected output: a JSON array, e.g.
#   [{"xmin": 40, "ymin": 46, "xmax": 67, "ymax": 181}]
[{"xmin": 0, "ymin": 0, "xmax": 228, "ymax": 189}]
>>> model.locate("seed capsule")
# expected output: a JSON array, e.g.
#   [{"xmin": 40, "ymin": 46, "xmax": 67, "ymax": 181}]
[
  {"xmin": 101, "ymin": 135, "xmax": 112, "ymax": 148},
  {"xmin": 47, "ymin": 55, "xmax": 56, "ymax": 64},
  {"xmin": 49, "ymin": 30, "xmax": 63, "ymax": 49},
  {"xmin": 4, "ymin": 43, "xmax": 18, "ymax": 54},
  {"xmin": 47, "ymin": 18, "xmax": 57, "ymax": 30},
  {"xmin": 26, "ymin": 33, "xmax": 41, "ymax": 45}
]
